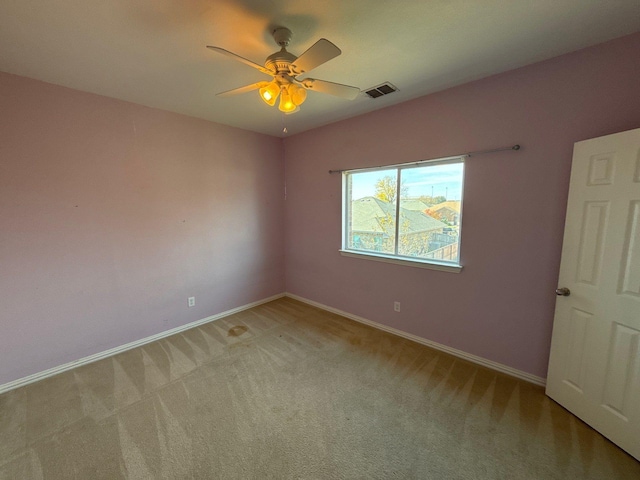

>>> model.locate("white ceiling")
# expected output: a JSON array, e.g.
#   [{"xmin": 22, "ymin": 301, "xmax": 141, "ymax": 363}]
[{"xmin": 1, "ymin": 1, "xmax": 638, "ymax": 137}]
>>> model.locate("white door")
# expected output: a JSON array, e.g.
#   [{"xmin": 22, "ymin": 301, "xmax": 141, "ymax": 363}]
[{"xmin": 546, "ymin": 128, "xmax": 640, "ymax": 460}]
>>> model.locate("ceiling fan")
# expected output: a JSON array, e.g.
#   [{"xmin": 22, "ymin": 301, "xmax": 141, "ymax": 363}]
[{"xmin": 206, "ymin": 27, "xmax": 360, "ymax": 114}]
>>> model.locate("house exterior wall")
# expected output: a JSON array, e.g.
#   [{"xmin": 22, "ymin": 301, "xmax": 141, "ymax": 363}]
[
  {"xmin": 283, "ymin": 33, "xmax": 640, "ymax": 378},
  {"xmin": 428, "ymin": 207, "xmax": 458, "ymax": 225},
  {"xmin": 0, "ymin": 72, "xmax": 285, "ymax": 385}
]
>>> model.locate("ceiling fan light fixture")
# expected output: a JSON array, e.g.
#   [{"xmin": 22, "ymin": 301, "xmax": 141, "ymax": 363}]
[
  {"xmin": 289, "ymin": 84, "xmax": 307, "ymax": 106},
  {"xmin": 278, "ymin": 87, "xmax": 297, "ymax": 113},
  {"xmin": 208, "ymin": 28, "xmax": 359, "ymax": 115},
  {"xmin": 259, "ymin": 82, "xmax": 280, "ymax": 106}
]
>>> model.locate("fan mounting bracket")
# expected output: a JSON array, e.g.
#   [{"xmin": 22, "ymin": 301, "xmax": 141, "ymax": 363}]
[{"xmin": 272, "ymin": 27, "xmax": 292, "ymax": 48}]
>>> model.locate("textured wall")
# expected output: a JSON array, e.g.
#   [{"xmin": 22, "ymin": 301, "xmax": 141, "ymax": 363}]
[
  {"xmin": 0, "ymin": 73, "xmax": 284, "ymax": 385},
  {"xmin": 283, "ymin": 33, "xmax": 640, "ymax": 378}
]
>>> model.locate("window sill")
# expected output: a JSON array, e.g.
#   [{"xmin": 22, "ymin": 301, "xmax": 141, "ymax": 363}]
[{"xmin": 338, "ymin": 249, "xmax": 463, "ymax": 273}]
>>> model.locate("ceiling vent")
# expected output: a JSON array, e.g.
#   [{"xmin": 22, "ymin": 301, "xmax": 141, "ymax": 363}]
[{"xmin": 364, "ymin": 82, "xmax": 398, "ymax": 99}]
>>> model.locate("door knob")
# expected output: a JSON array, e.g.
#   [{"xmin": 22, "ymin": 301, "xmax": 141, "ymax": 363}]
[{"xmin": 555, "ymin": 287, "xmax": 570, "ymax": 296}]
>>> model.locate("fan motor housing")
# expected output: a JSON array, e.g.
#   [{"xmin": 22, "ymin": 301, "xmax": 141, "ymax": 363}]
[{"xmin": 265, "ymin": 49, "xmax": 296, "ymax": 74}]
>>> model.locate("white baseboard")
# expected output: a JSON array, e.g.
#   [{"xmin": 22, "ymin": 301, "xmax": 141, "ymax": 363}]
[
  {"xmin": 0, "ymin": 293, "xmax": 285, "ymax": 395},
  {"xmin": 1, "ymin": 291, "xmax": 546, "ymax": 394},
  {"xmin": 285, "ymin": 292, "xmax": 546, "ymax": 387}
]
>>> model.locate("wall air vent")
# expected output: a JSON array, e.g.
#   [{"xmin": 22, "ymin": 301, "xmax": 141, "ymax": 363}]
[{"xmin": 364, "ymin": 82, "xmax": 398, "ymax": 99}]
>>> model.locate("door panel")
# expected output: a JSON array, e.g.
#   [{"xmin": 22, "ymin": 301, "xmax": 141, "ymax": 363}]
[
  {"xmin": 565, "ymin": 307, "xmax": 590, "ymax": 393},
  {"xmin": 547, "ymin": 128, "xmax": 640, "ymax": 461},
  {"xmin": 620, "ymin": 201, "xmax": 640, "ymax": 295},
  {"xmin": 576, "ymin": 201, "xmax": 608, "ymax": 285},
  {"xmin": 601, "ymin": 323, "xmax": 639, "ymax": 419}
]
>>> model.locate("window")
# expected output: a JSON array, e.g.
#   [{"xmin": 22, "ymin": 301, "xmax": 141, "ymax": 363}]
[{"xmin": 341, "ymin": 157, "xmax": 464, "ymax": 272}]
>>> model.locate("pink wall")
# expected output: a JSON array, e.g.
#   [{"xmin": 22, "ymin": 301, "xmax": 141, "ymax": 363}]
[
  {"xmin": 283, "ymin": 33, "xmax": 640, "ymax": 378},
  {"xmin": 0, "ymin": 72, "xmax": 284, "ymax": 385}
]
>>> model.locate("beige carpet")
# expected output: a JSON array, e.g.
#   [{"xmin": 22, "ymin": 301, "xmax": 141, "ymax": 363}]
[{"xmin": 1, "ymin": 297, "xmax": 638, "ymax": 479}]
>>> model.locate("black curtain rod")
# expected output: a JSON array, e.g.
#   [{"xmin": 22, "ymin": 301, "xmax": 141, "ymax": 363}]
[{"xmin": 328, "ymin": 144, "xmax": 521, "ymax": 174}]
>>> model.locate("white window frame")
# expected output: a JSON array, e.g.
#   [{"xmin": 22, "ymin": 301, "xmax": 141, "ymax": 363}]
[{"xmin": 340, "ymin": 156, "xmax": 465, "ymax": 273}]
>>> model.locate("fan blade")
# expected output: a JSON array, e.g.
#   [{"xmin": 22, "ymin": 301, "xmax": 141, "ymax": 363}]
[
  {"xmin": 206, "ymin": 46, "xmax": 274, "ymax": 76},
  {"xmin": 290, "ymin": 39, "xmax": 341, "ymax": 75},
  {"xmin": 217, "ymin": 81, "xmax": 270, "ymax": 97},
  {"xmin": 302, "ymin": 78, "xmax": 360, "ymax": 100}
]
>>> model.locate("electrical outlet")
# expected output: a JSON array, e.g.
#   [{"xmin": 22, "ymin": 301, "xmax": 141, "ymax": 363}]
[
  {"xmin": 188, "ymin": 297, "xmax": 195, "ymax": 308},
  {"xmin": 394, "ymin": 301, "xmax": 401, "ymax": 312}
]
